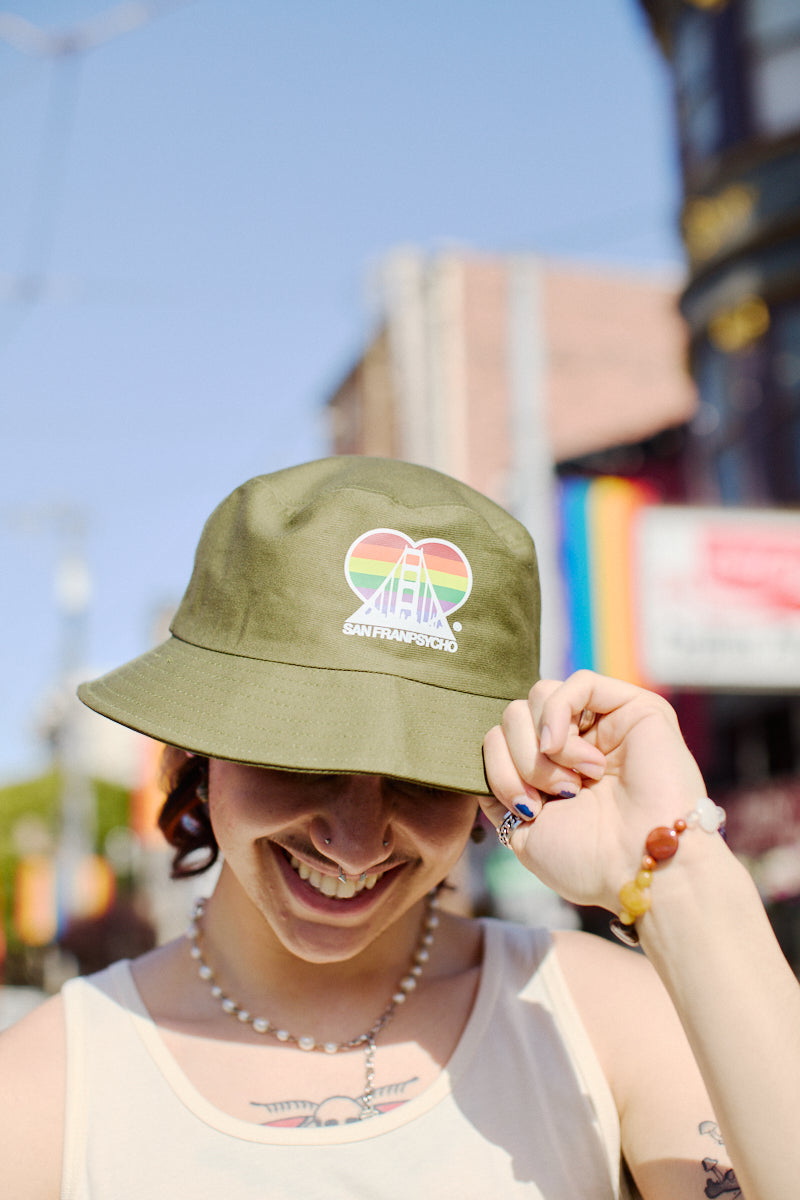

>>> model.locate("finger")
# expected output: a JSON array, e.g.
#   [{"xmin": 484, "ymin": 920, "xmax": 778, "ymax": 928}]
[
  {"xmin": 534, "ymin": 671, "xmax": 639, "ymax": 760},
  {"xmin": 500, "ymin": 700, "xmax": 583, "ymax": 797},
  {"xmin": 506, "ymin": 686, "xmax": 606, "ymax": 787},
  {"xmin": 482, "ymin": 724, "xmax": 545, "ymax": 821}
]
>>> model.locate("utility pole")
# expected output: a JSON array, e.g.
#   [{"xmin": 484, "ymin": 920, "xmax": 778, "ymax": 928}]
[{"xmin": 51, "ymin": 507, "xmax": 94, "ymax": 933}]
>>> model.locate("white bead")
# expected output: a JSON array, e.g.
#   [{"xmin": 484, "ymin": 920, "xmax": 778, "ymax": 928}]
[
  {"xmin": 695, "ymin": 795, "xmax": 725, "ymax": 833},
  {"xmin": 187, "ymin": 887, "xmax": 439, "ymax": 1059}
]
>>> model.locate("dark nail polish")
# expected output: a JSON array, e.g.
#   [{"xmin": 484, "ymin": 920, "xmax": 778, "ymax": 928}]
[
  {"xmin": 515, "ymin": 801, "xmax": 535, "ymax": 819},
  {"xmin": 557, "ymin": 788, "xmax": 578, "ymax": 800}
]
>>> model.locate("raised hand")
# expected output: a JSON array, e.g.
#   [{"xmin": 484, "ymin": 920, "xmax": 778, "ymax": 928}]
[{"xmin": 481, "ymin": 670, "xmax": 708, "ymax": 913}]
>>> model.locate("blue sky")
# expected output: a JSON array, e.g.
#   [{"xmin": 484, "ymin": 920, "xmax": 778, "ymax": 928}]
[{"xmin": 0, "ymin": 0, "xmax": 684, "ymax": 783}]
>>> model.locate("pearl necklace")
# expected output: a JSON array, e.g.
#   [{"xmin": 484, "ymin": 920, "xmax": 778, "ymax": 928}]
[{"xmin": 187, "ymin": 887, "xmax": 441, "ymax": 1120}]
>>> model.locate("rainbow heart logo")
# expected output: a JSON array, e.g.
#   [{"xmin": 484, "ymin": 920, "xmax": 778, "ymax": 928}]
[{"xmin": 344, "ymin": 527, "xmax": 472, "ymax": 638}]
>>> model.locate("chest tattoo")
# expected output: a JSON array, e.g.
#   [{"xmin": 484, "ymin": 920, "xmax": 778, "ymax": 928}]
[{"xmin": 250, "ymin": 1076, "xmax": 420, "ymax": 1127}]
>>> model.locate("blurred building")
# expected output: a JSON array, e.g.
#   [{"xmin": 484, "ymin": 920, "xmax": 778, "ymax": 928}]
[
  {"xmin": 639, "ymin": 0, "xmax": 800, "ymax": 962},
  {"xmin": 331, "ymin": 250, "xmax": 694, "ymax": 499},
  {"xmin": 329, "ymin": 249, "xmax": 696, "ymax": 681}
]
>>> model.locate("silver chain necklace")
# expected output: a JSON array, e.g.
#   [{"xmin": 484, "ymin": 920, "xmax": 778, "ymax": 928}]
[{"xmin": 187, "ymin": 887, "xmax": 440, "ymax": 1120}]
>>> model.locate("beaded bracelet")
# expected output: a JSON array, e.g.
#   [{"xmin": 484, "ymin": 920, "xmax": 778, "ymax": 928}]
[{"xmin": 609, "ymin": 796, "xmax": 726, "ymax": 947}]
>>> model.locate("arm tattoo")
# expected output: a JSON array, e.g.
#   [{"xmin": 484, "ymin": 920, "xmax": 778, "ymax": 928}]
[
  {"xmin": 250, "ymin": 1076, "xmax": 419, "ymax": 1128},
  {"xmin": 699, "ymin": 1121, "xmax": 742, "ymax": 1198}
]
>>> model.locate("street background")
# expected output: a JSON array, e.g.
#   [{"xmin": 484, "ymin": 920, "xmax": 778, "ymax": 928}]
[{"xmin": 1, "ymin": 0, "xmax": 682, "ymax": 786}]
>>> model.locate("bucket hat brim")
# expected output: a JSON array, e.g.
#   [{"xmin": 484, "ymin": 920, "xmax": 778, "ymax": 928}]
[{"xmin": 77, "ymin": 634, "xmax": 509, "ymax": 795}]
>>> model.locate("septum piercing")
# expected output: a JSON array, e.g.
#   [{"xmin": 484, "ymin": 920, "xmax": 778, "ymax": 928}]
[
  {"xmin": 325, "ymin": 833, "xmax": 389, "ymax": 876},
  {"xmin": 339, "ymin": 867, "xmax": 368, "ymax": 884}
]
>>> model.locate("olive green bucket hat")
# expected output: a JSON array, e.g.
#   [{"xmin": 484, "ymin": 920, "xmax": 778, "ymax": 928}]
[{"xmin": 78, "ymin": 456, "xmax": 540, "ymax": 794}]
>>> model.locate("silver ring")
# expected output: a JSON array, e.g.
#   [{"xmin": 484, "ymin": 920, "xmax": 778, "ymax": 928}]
[{"xmin": 497, "ymin": 811, "xmax": 523, "ymax": 847}]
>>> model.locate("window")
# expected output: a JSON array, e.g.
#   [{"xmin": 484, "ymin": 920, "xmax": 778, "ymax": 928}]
[
  {"xmin": 769, "ymin": 303, "xmax": 800, "ymax": 500},
  {"xmin": 691, "ymin": 299, "xmax": 800, "ymax": 504},
  {"xmin": 673, "ymin": 8, "xmax": 728, "ymax": 165},
  {"xmin": 745, "ymin": 0, "xmax": 800, "ymax": 136}
]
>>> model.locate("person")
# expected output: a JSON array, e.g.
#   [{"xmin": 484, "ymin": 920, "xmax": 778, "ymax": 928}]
[{"xmin": 1, "ymin": 455, "xmax": 797, "ymax": 1200}]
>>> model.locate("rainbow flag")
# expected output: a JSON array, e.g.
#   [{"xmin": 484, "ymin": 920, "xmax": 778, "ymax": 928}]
[{"xmin": 558, "ymin": 477, "xmax": 654, "ymax": 685}]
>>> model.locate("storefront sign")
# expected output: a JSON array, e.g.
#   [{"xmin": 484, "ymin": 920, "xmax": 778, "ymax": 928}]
[{"xmin": 637, "ymin": 507, "xmax": 800, "ymax": 689}]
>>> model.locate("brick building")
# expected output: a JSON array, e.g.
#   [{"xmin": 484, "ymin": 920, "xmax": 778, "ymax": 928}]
[
  {"xmin": 327, "ymin": 248, "xmax": 696, "ymax": 680},
  {"xmin": 329, "ymin": 249, "xmax": 694, "ymax": 499}
]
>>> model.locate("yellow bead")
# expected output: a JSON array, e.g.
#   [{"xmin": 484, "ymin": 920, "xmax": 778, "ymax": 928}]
[
  {"xmin": 619, "ymin": 880, "xmax": 652, "ymax": 918},
  {"xmin": 635, "ymin": 870, "xmax": 653, "ymax": 889}
]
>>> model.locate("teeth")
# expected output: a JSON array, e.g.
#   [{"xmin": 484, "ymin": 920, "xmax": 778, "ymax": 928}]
[
  {"xmin": 289, "ymin": 856, "xmax": 380, "ymax": 900},
  {"xmin": 319, "ymin": 874, "xmax": 340, "ymax": 898}
]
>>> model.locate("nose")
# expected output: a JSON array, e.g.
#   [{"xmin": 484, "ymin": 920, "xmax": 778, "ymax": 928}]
[{"xmin": 309, "ymin": 775, "xmax": 395, "ymax": 876}]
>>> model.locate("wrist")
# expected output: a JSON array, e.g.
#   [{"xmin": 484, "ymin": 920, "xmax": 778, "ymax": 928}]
[{"xmin": 610, "ymin": 797, "xmax": 727, "ymax": 947}]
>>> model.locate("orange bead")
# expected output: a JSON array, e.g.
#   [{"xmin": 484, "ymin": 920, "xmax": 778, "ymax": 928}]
[
  {"xmin": 641, "ymin": 854, "xmax": 656, "ymax": 871},
  {"xmin": 645, "ymin": 826, "xmax": 679, "ymax": 862},
  {"xmin": 673, "ymin": 818, "xmax": 687, "ymax": 834},
  {"xmin": 619, "ymin": 880, "xmax": 652, "ymax": 918}
]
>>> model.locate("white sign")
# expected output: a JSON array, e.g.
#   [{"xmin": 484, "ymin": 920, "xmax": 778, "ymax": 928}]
[{"xmin": 637, "ymin": 506, "xmax": 800, "ymax": 689}]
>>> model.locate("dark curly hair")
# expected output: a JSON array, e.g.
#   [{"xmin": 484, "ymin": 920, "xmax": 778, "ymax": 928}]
[{"xmin": 157, "ymin": 747, "xmax": 219, "ymax": 878}]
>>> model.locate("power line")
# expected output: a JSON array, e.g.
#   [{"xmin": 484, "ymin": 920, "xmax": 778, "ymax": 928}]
[
  {"xmin": 0, "ymin": 0, "xmax": 195, "ymax": 347},
  {"xmin": 0, "ymin": 1, "xmax": 193, "ymax": 58}
]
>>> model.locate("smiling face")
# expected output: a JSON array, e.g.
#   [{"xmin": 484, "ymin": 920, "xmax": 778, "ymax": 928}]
[{"xmin": 206, "ymin": 762, "xmax": 476, "ymax": 964}]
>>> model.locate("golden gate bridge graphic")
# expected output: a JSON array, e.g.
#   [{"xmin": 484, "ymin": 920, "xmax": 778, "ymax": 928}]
[{"xmin": 347, "ymin": 543, "xmax": 455, "ymax": 636}]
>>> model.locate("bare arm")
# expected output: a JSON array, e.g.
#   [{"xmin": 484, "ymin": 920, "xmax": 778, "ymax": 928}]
[
  {"xmin": 0, "ymin": 994, "xmax": 66, "ymax": 1200},
  {"xmin": 482, "ymin": 670, "xmax": 800, "ymax": 1200},
  {"xmin": 634, "ymin": 831, "xmax": 800, "ymax": 1200},
  {"xmin": 556, "ymin": 925, "xmax": 754, "ymax": 1199}
]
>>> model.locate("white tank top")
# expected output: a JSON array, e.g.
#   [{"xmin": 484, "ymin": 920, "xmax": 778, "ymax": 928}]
[{"xmin": 61, "ymin": 920, "xmax": 630, "ymax": 1199}]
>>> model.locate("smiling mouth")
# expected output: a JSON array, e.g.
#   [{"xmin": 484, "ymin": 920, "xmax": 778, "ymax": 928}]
[{"xmin": 288, "ymin": 856, "xmax": 382, "ymax": 900}]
